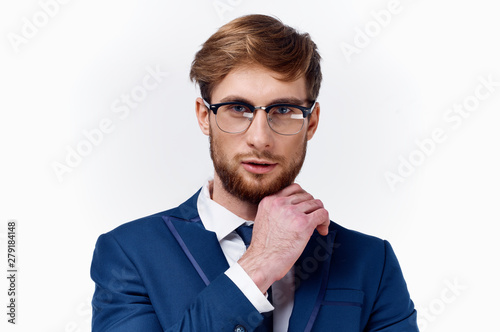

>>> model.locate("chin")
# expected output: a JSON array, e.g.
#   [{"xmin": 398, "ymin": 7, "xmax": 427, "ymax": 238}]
[{"xmin": 234, "ymin": 172, "xmax": 292, "ymax": 203}]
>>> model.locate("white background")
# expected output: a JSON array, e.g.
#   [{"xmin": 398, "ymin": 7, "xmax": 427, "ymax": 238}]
[{"xmin": 1, "ymin": 0, "xmax": 499, "ymax": 331}]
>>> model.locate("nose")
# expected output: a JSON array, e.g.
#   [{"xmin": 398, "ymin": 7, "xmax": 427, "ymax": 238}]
[{"xmin": 245, "ymin": 109, "xmax": 273, "ymax": 150}]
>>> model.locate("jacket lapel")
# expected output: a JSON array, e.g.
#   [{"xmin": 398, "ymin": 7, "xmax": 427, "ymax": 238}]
[
  {"xmin": 163, "ymin": 189, "xmax": 230, "ymax": 284},
  {"xmin": 288, "ymin": 228, "xmax": 337, "ymax": 332}
]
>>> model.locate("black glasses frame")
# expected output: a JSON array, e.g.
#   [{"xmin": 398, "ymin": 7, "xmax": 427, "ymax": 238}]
[{"xmin": 202, "ymin": 99, "xmax": 317, "ymax": 135}]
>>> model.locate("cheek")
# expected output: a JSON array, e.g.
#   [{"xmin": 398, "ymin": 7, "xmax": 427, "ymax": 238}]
[
  {"xmin": 283, "ymin": 137, "xmax": 306, "ymax": 155},
  {"xmin": 212, "ymin": 133, "xmax": 239, "ymax": 159}
]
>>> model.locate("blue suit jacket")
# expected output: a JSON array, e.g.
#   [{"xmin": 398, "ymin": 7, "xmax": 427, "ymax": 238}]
[{"xmin": 91, "ymin": 190, "xmax": 418, "ymax": 331}]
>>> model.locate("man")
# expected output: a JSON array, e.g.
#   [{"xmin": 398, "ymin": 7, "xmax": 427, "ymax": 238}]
[{"xmin": 91, "ymin": 14, "xmax": 418, "ymax": 331}]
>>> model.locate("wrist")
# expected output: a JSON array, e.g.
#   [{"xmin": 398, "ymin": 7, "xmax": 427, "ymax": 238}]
[{"xmin": 238, "ymin": 252, "xmax": 275, "ymax": 293}]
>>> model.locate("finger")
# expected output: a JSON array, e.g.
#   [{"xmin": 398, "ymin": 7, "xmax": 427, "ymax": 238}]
[
  {"xmin": 316, "ymin": 223, "xmax": 330, "ymax": 236},
  {"xmin": 308, "ymin": 208, "xmax": 330, "ymax": 234},
  {"xmin": 288, "ymin": 192, "xmax": 314, "ymax": 205},
  {"xmin": 295, "ymin": 198, "xmax": 324, "ymax": 214}
]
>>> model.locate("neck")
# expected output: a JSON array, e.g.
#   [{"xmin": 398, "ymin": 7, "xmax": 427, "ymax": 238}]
[{"xmin": 210, "ymin": 175, "xmax": 259, "ymax": 221}]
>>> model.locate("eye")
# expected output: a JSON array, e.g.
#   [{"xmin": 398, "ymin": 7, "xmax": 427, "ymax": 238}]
[
  {"xmin": 229, "ymin": 104, "xmax": 250, "ymax": 113},
  {"xmin": 275, "ymin": 106, "xmax": 292, "ymax": 114},
  {"xmin": 270, "ymin": 105, "xmax": 302, "ymax": 117}
]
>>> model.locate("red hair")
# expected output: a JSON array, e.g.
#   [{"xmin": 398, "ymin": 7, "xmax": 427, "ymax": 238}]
[{"xmin": 190, "ymin": 14, "xmax": 322, "ymax": 103}]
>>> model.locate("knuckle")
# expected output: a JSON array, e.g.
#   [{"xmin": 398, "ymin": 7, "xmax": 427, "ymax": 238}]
[
  {"xmin": 294, "ymin": 216, "xmax": 309, "ymax": 230},
  {"xmin": 314, "ymin": 199, "xmax": 324, "ymax": 208},
  {"xmin": 303, "ymin": 193, "xmax": 314, "ymax": 201},
  {"xmin": 305, "ymin": 199, "xmax": 322, "ymax": 210},
  {"xmin": 273, "ymin": 196, "xmax": 286, "ymax": 206},
  {"xmin": 320, "ymin": 208, "xmax": 329, "ymax": 221},
  {"xmin": 291, "ymin": 183, "xmax": 303, "ymax": 192},
  {"xmin": 260, "ymin": 196, "xmax": 272, "ymax": 204}
]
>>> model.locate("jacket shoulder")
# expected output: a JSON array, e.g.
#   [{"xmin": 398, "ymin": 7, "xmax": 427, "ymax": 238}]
[
  {"xmin": 327, "ymin": 221, "xmax": 396, "ymax": 282},
  {"xmin": 105, "ymin": 211, "xmax": 169, "ymax": 240},
  {"xmin": 330, "ymin": 221, "xmax": 386, "ymax": 252}
]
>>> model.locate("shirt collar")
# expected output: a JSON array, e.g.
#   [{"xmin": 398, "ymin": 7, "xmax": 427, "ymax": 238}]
[{"xmin": 197, "ymin": 177, "xmax": 251, "ymax": 242}]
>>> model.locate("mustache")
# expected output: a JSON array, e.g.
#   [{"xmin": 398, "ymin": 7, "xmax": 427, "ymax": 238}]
[{"xmin": 235, "ymin": 151, "xmax": 286, "ymax": 163}]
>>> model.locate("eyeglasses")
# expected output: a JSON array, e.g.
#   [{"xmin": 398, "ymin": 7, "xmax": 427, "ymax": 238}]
[{"xmin": 203, "ymin": 99, "xmax": 316, "ymax": 136}]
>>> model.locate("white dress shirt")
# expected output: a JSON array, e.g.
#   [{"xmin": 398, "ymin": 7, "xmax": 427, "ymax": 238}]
[{"xmin": 197, "ymin": 179, "xmax": 295, "ymax": 331}]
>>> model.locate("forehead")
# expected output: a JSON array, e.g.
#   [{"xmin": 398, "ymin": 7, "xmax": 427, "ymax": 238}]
[{"xmin": 211, "ymin": 64, "xmax": 308, "ymax": 104}]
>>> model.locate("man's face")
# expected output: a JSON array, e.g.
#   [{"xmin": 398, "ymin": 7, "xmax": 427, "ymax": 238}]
[{"xmin": 197, "ymin": 64, "xmax": 320, "ymax": 205}]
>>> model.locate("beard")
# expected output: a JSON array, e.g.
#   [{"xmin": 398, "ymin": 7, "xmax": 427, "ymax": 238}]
[{"xmin": 209, "ymin": 127, "xmax": 307, "ymax": 205}]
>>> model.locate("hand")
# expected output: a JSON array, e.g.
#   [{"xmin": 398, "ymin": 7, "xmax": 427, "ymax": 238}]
[{"xmin": 238, "ymin": 183, "xmax": 330, "ymax": 293}]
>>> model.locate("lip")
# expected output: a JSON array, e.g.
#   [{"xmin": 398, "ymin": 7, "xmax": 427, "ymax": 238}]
[{"xmin": 241, "ymin": 159, "xmax": 277, "ymax": 174}]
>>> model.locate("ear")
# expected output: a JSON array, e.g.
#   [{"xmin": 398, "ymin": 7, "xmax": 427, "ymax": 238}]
[
  {"xmin": 306, "ymin": 102, "xmax": 320, "ymax": 141},
  {"xmin": 195, "ymin": 97, "xmax": 210, "ymax": 136}
]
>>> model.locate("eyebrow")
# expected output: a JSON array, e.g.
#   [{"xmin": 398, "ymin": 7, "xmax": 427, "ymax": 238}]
[{"xmin": 218, "ymin": 95, "xmax": 308, "ymax": 106}]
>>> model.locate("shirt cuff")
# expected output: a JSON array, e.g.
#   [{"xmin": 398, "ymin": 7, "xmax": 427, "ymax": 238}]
[{"xmin": 225, "ymin": 263, "xmax": 274, "ymax": 313}]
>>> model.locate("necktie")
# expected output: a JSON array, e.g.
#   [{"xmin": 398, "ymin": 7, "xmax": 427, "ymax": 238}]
[
  {"xmin": 235, "ymin": 224, "xmax": 253, "ymax": 248},
  {"xmin": 235, "ymin": 224, "xmax": 273, "ymax": 331}
]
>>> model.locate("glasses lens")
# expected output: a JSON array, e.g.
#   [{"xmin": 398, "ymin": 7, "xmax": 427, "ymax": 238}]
[
  {"xmin": 215, "ymin": 103, "xmax": 253, "ymax": 133},
  {"xmin": 268, "ymin": 106, "xmax": 304, "ymax": 135}
]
